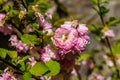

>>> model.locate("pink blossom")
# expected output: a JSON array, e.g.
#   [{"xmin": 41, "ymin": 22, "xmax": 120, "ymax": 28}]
[
  {"xmin": 60, "ymin": 21, "xmax": 72, "ymax": 28},
  {"xmin": 16, "ymin": 41, "xmax": 29, "ymax": 53},
  {"xmin": 91, "ymin": 72, "xmax": 104, "ymax": 80},
  {"xmin": 77, "ymin": 24, "xmax": 88, "ymax": 36},
  {"xmin": 28, "ymin": 57, "xmax": 37, "ymax": 67},
  {"xmin": 40, "ymin": 45, "xmax": 59, "ymax": 63},
  {"xmin": 28, "ymin": 25, "xmax": 34, "ymax": 33},
  {"xmin": 74, "ymin": 35, "xmax": 90, "ymax": 52},
  {"xmin": 9, "ymin": 35, "xmax": 18, "ymax": 46},
  {"xmin": 61, "ymin": 20, "xmax": 78, "ymax": 29},
  {"xmin": 0, "ymin": 25, "xmax": 13, "ymax": 35},
  {"xmin": 43, "ymin": 29, "xmax": 53, "ymax": 35},
  {"xmin": 0, "ymin": 13, "xmax": 5, "ymax": 21},
  {"xmin": 9, "ymin": 35, "xmax": 29, "ymax": 53},
  {"xmin": 0, "ymin": 13, "xmax": 5, "ymax": 26},
  {"xmin": 82, "ymin": 59, "xmax": 94, "ymax": 69},
  {"xmin": 36, "ymin": 12, "xmax": 52, "ymax": 29},
  {"xmin": 0, "ymin": 73, "xmax": 17, "ymax": 80},
  {"xmin": 71, "ymin": 69, "xmax": 77, "ymax": 76},
  {"xmin": 52, "ymin": 27, "xmax": 78, "ymax": 51},
  {"xmin": 103, "ymin": 29, "xmax": 115, "ymax": 38}
]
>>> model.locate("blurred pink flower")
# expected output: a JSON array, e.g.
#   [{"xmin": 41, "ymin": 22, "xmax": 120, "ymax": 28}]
[
  {"xmin": 52, "ymin": 27, "xmax": 78, "ymax": 51},
  {"xmin": 102, "ymin": 27, "xmax": 115, "ymax": 38},
  {"xmin": 40, "ymin": 45, "xmax": 59, "ymax": 63},
  {"xmin": 36, "ymin": 12, "xmax": 52, "ymax": 29},
  {"xmin": 28, "ymin": 57, "xmax": 37, "ymax": 67},
  {"xmin": 0, "ymin": 13, "xmax": 5, "ymax": 26},
  {"xmin": 82, "ymin": 59, "xmax": 94, "ymax": 69},
  {"xmin": 9, "ymin": 35, "xmax": 18, "ymax": 46},
  {"xmin": 0, "ymin": 73, "xmax": 17, "ymax": 80},
  {"xmin": 91, "ymin": 72, "xmax": 104, "ymax": 80},
  {"xmin": 103, "ymin": 29, "xmax": 115, "ymax": 38},
  {"xmin": 0, "ymin": 25, "xmax": 13, "ymax": 35},
  {"xmin": 0, "ymin": 13, "xmax": 5, "ymax": 21}
]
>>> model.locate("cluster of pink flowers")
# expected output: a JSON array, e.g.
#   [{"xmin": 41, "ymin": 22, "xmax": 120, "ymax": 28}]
[
  {"xmin": 0, "ymin": 24, "xmax": 13, "ymax": 35},
  {"xmin": 52, "ymin": 20, "xmax": 90, "ymax": 52},
  {"xmin": 0, "ymin": 73, "xmax": 17, "ymax": 80},
  {"xmin": 0, "ymin": 14, "xmax": 13, "ymax": 35},
  {"xmin": 9, "ymin": 35, "xmax": 29, "ymax": 53},
  {"xmin": 28, "ymin": 57, "xmax": 37, "ymax": 67},
  {"xmin": 36, "ymin": 12, "xmax": 53, "ymax": 35},
  {"xmin": 40, "ymin": 45, "xmax": 59, "ymax": 63}
]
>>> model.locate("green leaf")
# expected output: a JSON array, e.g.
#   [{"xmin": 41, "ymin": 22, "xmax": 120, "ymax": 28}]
[
  {"xmin": 19, "ymin": 62, "xmax": 25, "ymax": 71},
  {"xmin": 7, "ymin": 51, "xmax": 17, "ymax": 59},
  {"xmin": 18, "ymin": 55, "xmax": 31, "ymax": 63},
  {"xmin": 89, "ymin": 24, "xmax": 102, "ymax": 36},
  {"xmin": 91, "ymin": 0, "xmax": 98, "ymax": 4},
  {"xmin": 112, "ymin": 41, "xmax": 120, "ymax": 54},
  {"xmin": 29, "ymin": 62, "xmax": 49, "ymax": 76},
  {"xmin": 37, "ymin": 0, "xmax": 51, "ymax": 14},
  {"xmin": 0, "ymin": 0, "xmax": 3, "ymax": 5},
  {"xmin": 99, "ymin": 6, "xmax": 109, "ymax": 15},
  {"xmin": 32, "ymin": 22, "xmax": 39, "ymax": 28},
  {"xmin": 25, "ymin": 0, "xmax": 34, "ymax": 6},
  {"xmin": 23, "ymin": 72, "xmax": 32, "ymax": 80},
  {"xmin": 21, "ymin": 34, "xmax": 41, "ymax": 45},
  {"xmin": 0, "ymin": 48, "xmax": 7, "ymax": 58},
  {"xmin": 3, "ymin": 5, "xmax": 9, "ymax": 12},
  {"xmin": 107, "ymin": 17, "xmax": 120, "ymax": 26},
  {"xmin": 78, "ymin": 52, "xmax": 91, "ymax": 62},
  {"xmin": 46, "ymin": 60, "xmax": 60, "ymax": 77}
]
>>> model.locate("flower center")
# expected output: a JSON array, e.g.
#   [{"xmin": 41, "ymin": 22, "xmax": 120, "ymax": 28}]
[{"xmin": 62, "ymin": 35, "xmax": 68, "ymax": 41}]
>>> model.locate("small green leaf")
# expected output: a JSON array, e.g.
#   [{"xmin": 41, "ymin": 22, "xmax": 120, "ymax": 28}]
[
  {"xmin": 29, "ymin": 62, "xmax": 49, "ymax": 76},
  {"xmin": 91, "ymin": 0, "xmax": 98, "ymax": 4},
  {"xmin": 18, "ymin": 55, "xmax": 30, "ymax": 63},
  {"xmin": 19, "ymin": 62, "xmax": 25, "ymax": 71},
  {"xmin": 107, "ymin": 17, "xmax": 120, "ymax": 26},
  {"xmin": 112, "ymin": 41, "xmax": 120, "ymax": 54},
  {"xmin": 7, "ymin": 51, "xmax": 17, "ymax": 59},
  {"xmin": 32, "ymin": 22, "xmax": 39, "ymax": 28},
  {"xmin": 78, "ymin": 52, "xmax": 91, "ymax": 62},
  {"xmin": 21, "ymin": 34, "xmax": 41, "ymax": 45},
  {"xmin": 0, "ymin": 48, "xmax": 7, "ymax": 58},
  {"xmin": 99, "ymin": 6, "xmax": 109, "ymax": 15},
  {"xmin": 3, "ymin": 5, "xmax": 9, "ymax": 12},
  {"xmin": 23, "ymin": 72, "xmax": 32, "ymax": 80},
  {"xmin": 0, "ymin": 0, "xmax": 3, "ymax": 5},
  {"xmin": 46, "ymin": 60, "xmax": 60, "ymax": 77}
]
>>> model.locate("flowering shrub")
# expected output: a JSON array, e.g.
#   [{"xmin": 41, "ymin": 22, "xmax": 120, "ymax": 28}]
[{"xmin": 0, "ymin": 0, "xmax": 120, "ymax": 80}]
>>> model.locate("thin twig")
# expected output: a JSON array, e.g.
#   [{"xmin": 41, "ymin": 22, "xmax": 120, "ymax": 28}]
[
  {"xmin": 21, "ymin": 0, "xmax": 28, "ymax": 11},
  {"xmin": 105, "ymin": 37, "xmax": 119, "ymax": 77},
  {"xmin": 97, "ymin": 0, "xmax": 105, "ymax": 26},
  {"xmin": 97, "ymin": 0, "xmax": 119, "ymax": 77}
]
